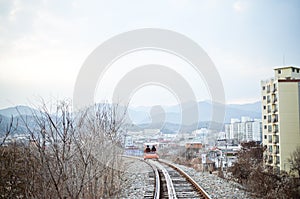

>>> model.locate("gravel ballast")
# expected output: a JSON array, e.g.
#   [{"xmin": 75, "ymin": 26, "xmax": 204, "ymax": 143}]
[{"xmin": 120, "ymin": 157, "xmax": 256, "ymax": 199}]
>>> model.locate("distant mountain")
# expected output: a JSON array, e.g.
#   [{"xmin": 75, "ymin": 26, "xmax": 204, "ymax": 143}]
[
  {"xmin": 0, "ymin": 106, "xmax": 45, "ymax": 136},
  {"xmin": 128, "ymin": 100, "xmax": 262, "ymax": 126},
  {"xmin": 128, "ymin": 120, "xmax": 223, "ymax": 134},
  {"xmin": 227, "ymin": 101, "xmax": 261, "ymax": 113},
  {"xmin": 0, "ymin": 105, "xmax": 39, "ymax": 118},
  {"xmin": 0, "ymin": 101, "xmax": 262, "ymax": 135},
  {"xmin": 225, "ymin": 102, "xmax": 261, "ymax": 123},
  {"xmin": 0, "ymin": 114, "xmax": 28, "ymax": 136},
  {"xmin": 0, "ymin": 114, "xmax": 11, "ymax": 135}
]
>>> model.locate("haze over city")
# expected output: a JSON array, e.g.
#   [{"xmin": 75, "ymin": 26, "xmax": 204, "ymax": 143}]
[{"xmin": 1, "ymin": 0, "xmax": 300, "ymax": 109}]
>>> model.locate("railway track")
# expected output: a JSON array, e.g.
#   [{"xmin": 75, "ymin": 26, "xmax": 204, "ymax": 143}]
[
  {"xmin": 145, "ymin": 159, "xmax": 211, "ymax": 198},
  {"xmin": 122, "ymin": 156, "xmax": 211, "ymax": 198}
]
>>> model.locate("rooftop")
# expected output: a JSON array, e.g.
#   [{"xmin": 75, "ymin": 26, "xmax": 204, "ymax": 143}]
[{"xmin": 274, "ymin": 65, "xmax": 300, "ymax": 70}]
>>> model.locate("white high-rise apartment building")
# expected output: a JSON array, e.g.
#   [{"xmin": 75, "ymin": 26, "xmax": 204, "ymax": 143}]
[
  {"xmin": 225, "ymin": 117, "xmax": 262, "ymax": 143},
  {"xmin": 261, "ymin": 66, "xmax": 300, "ymax": 172}
]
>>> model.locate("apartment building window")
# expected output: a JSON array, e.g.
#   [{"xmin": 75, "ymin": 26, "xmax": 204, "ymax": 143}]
[
  {"xmin": 273, "ymin": 135, "xmax": 279, "ymax": 144},
  {"xmin": 273, "ymin": 124, "xmax": 278, "ymax": 133},
  {"xmin": 263, "ymin": 105, "xmax": 266, "ymax": 110},
  {"xmin": 268, "ymin": 115, "xmax": 271, "ymax": 123},
  {"xmin": 268, "ymin": 145, "xmax": 273, "ymax": 153},
  {"xmin": 264, "ymin": 125, "xmax": 267, "ymax": 129},
  {"xmin": 264, "ymin": 135, "xmax": 267, "ymax": 139},
  {"xmin": 268, "ymin": 135, "xmax": 272, "ymax": 143},
  {"xmin": 273, "ymin": 83, "xmax": 277, "ymax": 92},
  {"xmin": 267, "ymin": 95, "xmax": 270, "ymax": 103},
  {"xmin": 275, "ymin": 145, "xmax": 279, "ymax": 154},
  {"xmin": 273, "ymin": 104, "xmax": 278, "ymax": 112},
  {"xmin": 263, "ymin": 96, "xmax": 266, "ymax": 100},
  {"xmin": 272, "ymin": 94, "xmax": 277, "ymax": 103},
  {"xmin": 273, "ymin": 114, "xmax": 278, "ymax": 123},
  {"xmin": 268, "ymin": 155, "xmax": 273, "ymax": 164},
  {"xmin": 276, "ymin": 156, "xmax": 280, "ymax": 165},
  {"xmin": 292, "ymin": 68, "xmax": 295, "ymax": 72},
  {"xmin": 263, "ymin": 115, "xmax": 266, "ymax": 119},
  {"xmin": 267, "ymin": 105, "xmax": 271, "ymax": 113},
  {"xmin": 262, "ymin": 86, "xmax": 266, "ymax": 90},
  {"xmin": 278, "ymin": 69, "xmax": 281, "ymax": 74},
  {"xmin": 268, "ymin": 125, "xmax": 272, "ymax": 132},
  {"xmin": 297, "ymin": 69, "xmax": 299, "ymax": 73},
  {"xmin": 247, "ymin": 124, "xmax": 252, "ymax": 131}
]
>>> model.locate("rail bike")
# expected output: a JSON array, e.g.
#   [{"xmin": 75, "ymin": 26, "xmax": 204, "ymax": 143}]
[{"xmin": 143, "ymin": 143, "xmax": 159, "ymax": 160}]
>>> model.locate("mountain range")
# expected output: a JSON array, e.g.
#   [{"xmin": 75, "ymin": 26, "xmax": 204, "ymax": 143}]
[
  {"xmin": 0, "ymin": 101, "xmax": 262, "ymax": 135},
  {"xmin": 127, "ymin": 100, "xmax": 261, "ymax": 124}
]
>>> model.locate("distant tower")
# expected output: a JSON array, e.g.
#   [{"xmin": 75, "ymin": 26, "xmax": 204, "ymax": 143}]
[{"xmin": 261, "ymin": 66, "xmax": 300, "ymax": 172}]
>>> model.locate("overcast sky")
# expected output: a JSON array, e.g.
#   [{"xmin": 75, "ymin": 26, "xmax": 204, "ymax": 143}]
[{"xmin": 1, "ymin": 0, "xmax": 300, "ymax": 109}]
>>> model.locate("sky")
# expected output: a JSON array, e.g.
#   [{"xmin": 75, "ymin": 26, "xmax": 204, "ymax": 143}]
[{"xmin": 1, "ymin": 0, "xmax": 300, "ymax": 109}]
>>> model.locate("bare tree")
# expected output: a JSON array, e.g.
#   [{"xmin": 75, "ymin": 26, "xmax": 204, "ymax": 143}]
[
  {"xmin": 229, "ymin": 141, "xmax": 264, "ymax": 184},
  {"xmin": 289, "ymin": 146, "xmax": 300, "ymax": 177},
  {"xmin": 0, "ymin": 100, "xmax": 127, "ymax": 198},
  {"xmin": 0, "ymin": 116, "xmax": 18, "ymax": 146},
  {"xmin": 228, "ymin": 141, "xmax": 300, "ymax": 198}
]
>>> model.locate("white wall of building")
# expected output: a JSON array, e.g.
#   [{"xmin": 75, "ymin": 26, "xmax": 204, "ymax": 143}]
[{"xmin": 225, "ymin": 117, "xmax": 262, "ymax": 143}]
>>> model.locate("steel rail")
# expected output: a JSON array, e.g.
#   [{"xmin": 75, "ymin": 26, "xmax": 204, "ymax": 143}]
[
  {"xmin": 122, "ymin": 155, "xmax": 211, "ymax": 199},
  {"xmin": 152, "ymin": 162, "xmax": 160, "ymax": 199},
  {"xmin": 159, "ymin": 159, "xmax": 212, "ymax": 199},
  {"xmin": 150, "ymin": 160, "xmax": 177, "ymax": 199}
]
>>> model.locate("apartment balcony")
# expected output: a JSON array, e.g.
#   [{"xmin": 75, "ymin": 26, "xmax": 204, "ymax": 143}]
[
  {"xmin": 272, "ymin": 118, "xmax": 278, "ymax": 122},
  {"xmin": 272, "ymin": 98, "xmax": 277, "ymax": 104},
  {"xmin": 268, "ymin": 119, "xmax": 272, "ymax": 123},
  {"xmin": 268, "ymin": 148, "xmax": 273, "ymax": 153},
  {"xmin": 273, "ymin": 139, "xmax": 279, "ymax": 144},
  {"xmin": 268, "ymin": 129, "xmax": 272, "ymax": 133},
  {"xmin": 267, "ymin": 99, "xmax": 271, "ymax": 103},
  {"xmin": 268, "ymin": 139, "xmax": 272, "ymax": 144},
  {"xmin": 268, "ymin": 109, "xmax": 272, "ymax": 113},
  {"xmin": 275, "ymin": 157, "xmax": 280, "ymax": 165},
  {"xmin": 273, "ymin": 129, "xmax": 278, "ymax": 134},
  {"xmin": 272, "ymin": 87, "xmax": 277, "ymax": 92}
]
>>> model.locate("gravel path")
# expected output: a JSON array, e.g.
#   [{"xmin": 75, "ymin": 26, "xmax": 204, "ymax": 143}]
[{"xmin": 120, "ymin": 157, "xmax": 257, "ymax": 199}]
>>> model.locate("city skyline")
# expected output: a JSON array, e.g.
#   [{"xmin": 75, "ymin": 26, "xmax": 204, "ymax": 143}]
[{"xmin": 1, "ymin": 0, "xmax": 300, "ymax": 109}]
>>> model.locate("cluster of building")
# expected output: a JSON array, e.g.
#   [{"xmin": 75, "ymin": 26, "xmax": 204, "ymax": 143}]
[
  {"xmin": 219, "ymin": 66, "xmax": 300, "ymax": 173},
  {"xmin": 123, "ymin": 129, "xmax": 205, "ymax": 151},
  {"xmin": 224, "ymin": 117, "xmax": 262, "ymax": 144},
  {"xmin": 190, "ymin": 66, "xmax": 300, "ymax": 173},
  {"xmin": 124, "ymin": 66, "xmax": 300, "ymax": 174},
  {"xmin": 123, "ymin": 119, "xmax": 263, "ymax": 171}
]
